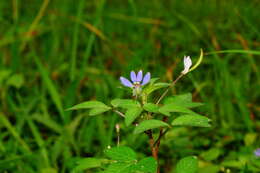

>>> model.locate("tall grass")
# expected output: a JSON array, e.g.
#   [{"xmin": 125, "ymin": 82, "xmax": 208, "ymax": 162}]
[{"xmin": 0, "ymin": 0, "xmax": 259, "ymax": 172}]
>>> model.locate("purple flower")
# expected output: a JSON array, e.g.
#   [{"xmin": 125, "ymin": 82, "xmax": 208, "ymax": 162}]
[
  {"xmin": 254, "ymin": 148, "xmax": 260, "ymax": 157},
  {"xmin": 120, "ymin": 70, "xmax": 151, "ymax": 88}
]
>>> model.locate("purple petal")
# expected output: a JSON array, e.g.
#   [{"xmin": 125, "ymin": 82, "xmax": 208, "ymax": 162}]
[
  {"xmin": 120, "ymin": 77, "xmax": 133, "ymax": 87},
  {"xmin": 130, "ymin": 71, "xmax": 137, "ymax": 82},
  {"xmin": 255, "ymin": 148, "xmax": 260, "ymax": 157},
  {"xmin": 136, "ymin": 70, "xmax": 143, "ymax": 82},
  {"xmin": 141, "ymin": 72, "xmax": 151, "ymax": 86}
]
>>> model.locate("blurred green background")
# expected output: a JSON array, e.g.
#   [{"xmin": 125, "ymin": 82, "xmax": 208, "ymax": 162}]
[{"xmin": 0, "ymin": 0, "xmax": 259, "ymax": 172}]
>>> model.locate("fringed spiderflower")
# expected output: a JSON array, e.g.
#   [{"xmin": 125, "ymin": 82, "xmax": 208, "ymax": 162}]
[
  {"xmin": 120, "ymin": 70, "xmax": 151, "ymax": 96},
  {"xmin": 255, "ymin": 148, "xmax": 260, "ymax": 157},
  {"xmin": 182, "ymin": 56, "xmax": 192, "ymax": 75}
]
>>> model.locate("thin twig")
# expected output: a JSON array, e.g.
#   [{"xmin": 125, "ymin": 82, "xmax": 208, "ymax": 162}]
[
  {"xmin": 113, "ymin": 110, "xmax": 125, "ymax": 118},
  {"xmin": 156, "ymin": 73, "xmax": 184, "ymax": 105},
  {"xmin": 153, "ymin": 129, "xmax": 169, "ymax": 147}
]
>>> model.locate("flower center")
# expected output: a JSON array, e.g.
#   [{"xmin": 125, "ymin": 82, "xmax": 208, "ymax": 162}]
[{"xmin": 133, "ymin": 82, "xmax": 141, "ymax": 88}]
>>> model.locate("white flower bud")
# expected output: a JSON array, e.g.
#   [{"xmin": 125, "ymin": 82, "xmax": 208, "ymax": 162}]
[{"xmin": 182, "ymin": 56, "xmax": 192, "ymax": 74}]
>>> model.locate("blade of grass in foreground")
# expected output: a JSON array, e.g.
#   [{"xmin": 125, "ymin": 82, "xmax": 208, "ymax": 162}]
[
  {"xmin": 34, "ymin": 56, "xmax": 65, "ymax": 123},
  {"xmin": 27, "ymin": 118, "xmax": 50, "ymax": 167},
  {"xmin": 0, "ymin": 113, "xmax": 31, "ymax": 153},
  {"xmin": 70, "ymin": 0, "xmax": 85, "ymax": 81},
  {"xmin": 205, "ymin": 49, "xmax": 260, "ymax": 55}
]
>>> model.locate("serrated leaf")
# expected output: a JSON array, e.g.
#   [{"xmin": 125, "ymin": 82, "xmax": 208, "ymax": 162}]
[
  {"xmin": 143, "ymin": 103, "xmax": 159, "ymax": 113},
  {"xmin": 176, "ymin": 156, "xmax": 198, "ymax": 173},
  {"xmin": 111, "ymin": 99, "xmax": 140, "ymax": 109},
  {"xmin": 67, "ymin": 101, "xmax": 110, "ymax": 110},
  {"xmin": 172, "ymin": 115, "xmax": 211, "ymax": 127},
  {"xmin": 125, "ymin": 107, "xmax": 143, "ymax": 126},
  {"xmin": 89, "ymin": 107, "xmax": 111, "ymax": 116},
  {"xmin": 164, "ymin": 93, "xmax": 203, "ymax": 108},
  {"xmin": 159, "ymin": 103, "xmax": 198, "ymax": 116},
  {"xmin": 72, "ymin": 158, "xmax": 106, "ymax": 172},
  {"xmin": 133, "ymin": 157, "xmax": 157, "ymax": 173},
  {"xmin": 104, "ymin": 146, "xmax": 137, "ymax": 162},
  {"xmin": 134, "ymin": 120, "xmax": 169, "ymax": 134}
]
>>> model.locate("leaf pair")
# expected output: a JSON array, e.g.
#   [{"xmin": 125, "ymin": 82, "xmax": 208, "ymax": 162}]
[{"xmin": 104, "ymin": 146, "xmax": 157, "ymax": 173}]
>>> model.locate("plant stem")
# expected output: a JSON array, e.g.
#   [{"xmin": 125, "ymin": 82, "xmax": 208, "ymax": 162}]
[
  {"xmin": 146, "ymin": 130, "xmax": 160, "ymax": 173},
  {"xmin": 113, "ymin": 110, "xmax": 125, "ymax": 118},
  {"xmin": 156, "ymin": 73, "xmax": 184, "ymax": 105}
]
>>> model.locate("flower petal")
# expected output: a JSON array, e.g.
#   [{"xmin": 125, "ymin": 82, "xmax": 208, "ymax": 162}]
[
  {"xmin": 141, "ymin": 72, "xmax": 151, "ymax": 86},
  {"xmin": 130, "ymin": 71, "xmax": 137, "ymax": 82},
  {"xmin": 136, "ymin": 70, "xmax": 143, "ymax": 82},
  {"xmin": 182, "ymin": 56, "xmax": 192, "ymax": 74},
  {"xmin": 120, "ymin": 77, "xmax": 133, "ymax": 87},
  {"xmin": 184, "ymin": 56, "xmax": 192, "ymax": 67},
  {"xmin": 255, "ymin": 148, "xmax": 260, "ymax": 157}
]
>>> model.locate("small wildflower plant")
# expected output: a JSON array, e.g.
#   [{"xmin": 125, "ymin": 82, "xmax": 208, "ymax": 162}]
[{"xmin": 68, "ymin": 50, "xmax": 210, "ymax": 173}]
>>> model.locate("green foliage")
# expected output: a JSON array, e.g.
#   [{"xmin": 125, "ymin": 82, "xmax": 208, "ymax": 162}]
[
  {"xmin": 1, "ymin": 0, "xmax": 258, "ymax": 172},
  {"xmin": 176, "ymin": 156, "xmax": 198, "ymax": 173},
  {"xmin": 143, "ymin": 82, "xmax": 170, "ymax": 96},
  {"xmin": 134, "ymin": 120, "xmax": 170, "ymax": 134},
  {"xmin": 68, "ymin": 101, "xmax": 111, "ymax": 115},
  {"xmin": 111, "ymin": 99, "xmax": 141, "ymax": 108},
  {"xmin": 159, "ymin": 103, "xmax": 198, "ymax": 116},
  {"xmin": 200, "ymin": 148, "xmax": 221, "ymax": 161},
  {"xmin": 72, "ymin": 158, "xmax": 107, "ymax": 172},
  {"xmin": 104, "ymin": 146, "xmax": 137, "ymax": 162},
  {"xmin": 125, "ymin": 107, "xmax": 143, "ymax": 126},
  {"xmin": 102, "ymin": 162, "xmax": 134, "ymax": 173},
  {"xmin": 171, "ymin": 114, "xmax": 211, "ymax": 127},
  {"xmin": 68, "ymin": 101, "xmax": 110, "ymax": 110},
  {"xmin": 143, "ymin": 103, "xmax": 160, "ymax": 113},
  {"xmin": 164, "ymin": 93, "xmax": 203, "ymax": 108},
  {"xmin": 133, "ymin": 157, "xmax": 157, "ymax": 173},
  {"xmin": 71, "ymin": 146, "xmax": 157, "ymax": 173}
]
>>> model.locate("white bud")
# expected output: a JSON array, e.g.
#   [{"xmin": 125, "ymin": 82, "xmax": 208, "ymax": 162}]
[{"xmin": 182, "ymin": 56, "xmax": 192, "ymax": 74}]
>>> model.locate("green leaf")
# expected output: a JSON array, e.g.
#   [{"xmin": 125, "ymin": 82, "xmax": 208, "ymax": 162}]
[
  {"xmin": 143, "ymin": 82, "xmax": 170, "ymax": 95},
  {"xmin": 6, "ymin": 74, "xmax": 24, "ymax": 88},
  {"xmin": 125, "ymin": 107, "xmax": 143, "ymax": 126},
  {"xmin": 134, "ymin": 120, "xmax": 170, "ymax": 134},
  {"xmin": 111, "ymin": 99, "xmax": 140, "ymax": 109},
  {"xmin": 143, "ymin": 103, "xmax": 159, "ymax": 113},
  {"xmin": 0, "ymin": 69, "xmax": 11, "ymax": 85},
  {"xmin": 164, "ymin": 93, "xmax": 203, "ymax": 108},
  {"xmin": 103, "ymin": 162, "xmax": 133, "ymax": 173},
  {"xmin": 200, "ymin": 148, "xmax": 221, "ymax": 161},
  {"xmin": 89, "ymin": 107, "xmax": 111, "ymax": 116},
  {"xmin": 171, "ymin": 115, "xmax": 211, "ymax": 127},
  {"xmin": 67, "ymin": 101, "xmax": 110, "ymax": 110},
  {"xmin": 72, "ymin": 158, "xmax": 106, "ymax": 172},
  {"xmin": 134, "ymin": 157, "xmax": 157, "ymax": 173},
  {"xmin": 104, "ymin": 146, "xmax": 137, "ymax": 162},
  {"xmin": 149, "ymin": 78, "xmax": 160, "ymax": 84},
  {"xmin": 176, "ymin": 156, "xmax": 198, "ymax": 173},
  {"xmin": 159, "ymin": 103, "xmax": 198, "ymax": 116}
]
